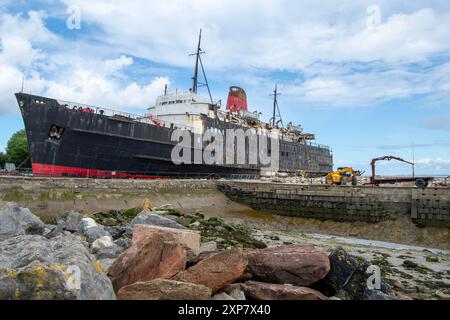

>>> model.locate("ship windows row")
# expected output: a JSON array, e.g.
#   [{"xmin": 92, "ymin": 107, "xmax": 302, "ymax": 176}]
[
  {"xmin": 282, "ymin": 144, "xmax": 311, "ymax": 155},
  {"xmin": 158, "ymin": 99, "xmax": 193, "ymax": 106}
]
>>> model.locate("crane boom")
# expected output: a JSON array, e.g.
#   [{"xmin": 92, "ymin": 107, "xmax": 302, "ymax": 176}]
[
  {"xmin": 370, "ymin": 156, "xmax": 414, "ymax": 180},
  {"xmin": 367, "ymin": 155, "xmax": 432, "ymax": 188}
]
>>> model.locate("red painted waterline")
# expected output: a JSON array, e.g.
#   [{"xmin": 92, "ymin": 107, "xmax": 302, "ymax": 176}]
[{"xmin": 32, "ymin": 163, "xmax": 170, "ymax": 180}]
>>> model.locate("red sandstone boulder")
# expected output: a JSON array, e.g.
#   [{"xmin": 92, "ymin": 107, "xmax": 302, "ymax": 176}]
[
  {"xmin": 108, "ymin": 225, "xmax": 200, "ymax": 291},
  {"xmin": 117, "ymin": 279, "xmax": 212, "ymax": 300},
  {"xmin": 241, "ymin": 281, "xmax": 328, "ymax": 300},
  {"xmin": 245, "ymin": 244, "xmax": 330, "ymax": 286},
  {"xmin": 188, "ymin": 250, "xmax": 219, "ymax": 266},
  {"xmin": 173, "ymin": 247, "xmax": 247, "ymax": 293},
  {"xmin": 133, "ymin": 224, "xmax": 201, "ymax": 258}
]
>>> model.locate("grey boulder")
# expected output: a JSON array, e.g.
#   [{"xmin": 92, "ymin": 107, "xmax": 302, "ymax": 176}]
[
  {"xmin": 0, "ymin": 202, "xmax": 45, "ymax": 241},
  {"xmin": 224, "ymin": 284, "xmax": 246, "ymax": 300},
  {"xmin": 0, "ymin": 234, "xmax": 116, "ymax": 300},
  {"xmin": 44, "ymin": 224, "xmax": 65, "ymax": 239},
  {"xmin": 213, "ymin": 292, "xmax": 236, "ymax": 300},
  {"xmin": 115, "ymin": 238, "xmax": 132, "ymax": 251},
  {"xmin": 124, "ymin": 225, "xmax": 134, "ymax": 237},
  {"xmin": 84, "ymin": 227, "xmax": 111, "ymax": 243},
  {"xmin": 130, "ymin": 210, "xmax": 186, "ymax": 230},
  {"xmin": 91, "ymin": 236, "xmax": 122, "ymax": 259},
  {"xmin": 81, "ymin": 219, "xmax": 112, "ymax": 243},
  {"xmin": 364, "ymin": 289, "xmax": 400, "ymax": 300},
  {"xmin": 105, "ymin": 226, "xmax": 127, "ymax": 240},
  {"xmin": 56, "ymin": 211, "xmax": 83, "ymax": 233},
  {"xmin": 97, "ymin": 258, "xmax": 115, "ymax": 274}
]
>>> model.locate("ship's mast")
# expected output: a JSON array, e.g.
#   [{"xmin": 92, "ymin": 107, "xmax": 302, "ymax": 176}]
[
  {"xmin": 190, "ymin": 29, "xmax": 214, "ymax": 104},
  {"xmin": 270, "ymin": 84, "xmax": 284, "ymax": 128},
  {"xmin": 191, "ymin": 29, "xmax": 202, "ymax": 94},
  {"xmin": 272, "ymin": 84, "xmax": 277, "ymax": 127}
]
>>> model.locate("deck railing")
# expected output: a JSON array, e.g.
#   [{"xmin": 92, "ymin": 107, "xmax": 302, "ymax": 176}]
[
  {"xmin": 308, "ymin": 142, "xmax": 331, "ymax": 151},
  {"xmin": 56, "ymin": 99, "xmax": 198, "ymax": 131}
]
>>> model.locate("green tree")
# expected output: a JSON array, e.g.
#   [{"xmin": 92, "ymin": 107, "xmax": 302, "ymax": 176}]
[
  {"xmin": 0, "ymin": 152, "xmax": 6, "ymax": 168},
  {"xmin": 5, "ymin": 129, "xmax": 30, "ymax": 168}
]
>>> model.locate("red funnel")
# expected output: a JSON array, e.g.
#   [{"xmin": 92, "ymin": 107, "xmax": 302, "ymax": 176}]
[{"xmin": 226, "ymin": 86, "xmax": 248, "ymax": 113}]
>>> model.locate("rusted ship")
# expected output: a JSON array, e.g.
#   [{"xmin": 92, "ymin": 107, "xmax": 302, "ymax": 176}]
[{"xmin": 15, "ymin": 32, "xmax": 333, "ymax": 179}]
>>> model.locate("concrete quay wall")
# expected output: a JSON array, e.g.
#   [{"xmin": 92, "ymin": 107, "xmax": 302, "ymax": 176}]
[{"xmin": 219, "ymin": 181, "xmax": 450, "ymax": 228}]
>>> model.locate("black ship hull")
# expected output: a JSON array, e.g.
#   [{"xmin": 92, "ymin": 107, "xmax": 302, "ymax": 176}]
[{"xmin": 15, "ymin": 93, "xmax": 333, "ymax": 179}]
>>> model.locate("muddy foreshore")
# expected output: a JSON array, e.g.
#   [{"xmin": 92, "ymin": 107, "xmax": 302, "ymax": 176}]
[
  {"xmin": 1, "ymin": 176, "xmax": 449, "ymax": 299},
  {"xmin": 1, "ymin": 176, "xmax": 448, "ymax": 250}
]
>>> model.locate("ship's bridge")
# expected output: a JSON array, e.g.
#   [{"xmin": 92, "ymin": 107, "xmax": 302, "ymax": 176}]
[{"xmin": 147, "ymin": 91, "xmax": 214, "ymax": 134}]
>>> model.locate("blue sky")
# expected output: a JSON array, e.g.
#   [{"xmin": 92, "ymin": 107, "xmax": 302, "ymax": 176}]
[{"xmin": 0, "ymin": 0, "xmax": 449, "ymax": 175}]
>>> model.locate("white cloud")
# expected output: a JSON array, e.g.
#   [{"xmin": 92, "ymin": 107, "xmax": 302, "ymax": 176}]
[
  {"xmin": 103, "ymin": 55, "xmax": 133, "ymax": 74},
  {"xmin": 332, "ymin": 9, "xmax": 448, "ymax": 63},
  {"xmin": 2, "ymin": 2, "xmax": 450, "ymax": 115},
  {"xmin": 280, "ymin": 61, "xmax": 450, "ymax": 107},
  {"xmin": 0, "ymin": 11, "xmax": 55, "ymax": 70},
  {"xmin": 339, "ymin": 156, "xmax": 450, "ymax": 176},
  {"xmin": 0, "ymin": 11, "xmax": 171, "ymax": 115},
  {"xmin": 413, "ymin": 158, "xmax": 450, "ymax": 175},
  {"xmin": 44, "ymin": 72, "xmax": 169, "ymax": 110},
  {"xmin": 0, "ymin": 10, "xmax": 56, "ymax": 43},
  {"xmin": 367, "ymin": 156, "xmax": 450, "ymax": 175},
  {"xmin": 51, "ymin": 0, "xmax": 450, "ymax": 108},
  {"xmin": 0, "ymin": 64, "xmax": 26, "ymax": 114},
  {"xmin": 0, "ymin": 36, "xmax": 42, "ymax": 68},
  {"xmin": 415, "ymin": 158, "xmax": 450, "ymax": 166},
  {"xmin": 60, "ymin": 1, "xmax": 450, "ymax": 69}
]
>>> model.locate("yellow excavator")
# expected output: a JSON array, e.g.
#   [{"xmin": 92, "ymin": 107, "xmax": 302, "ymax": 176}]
[{"xmin": 325, "ymin": 167, "xmax": 362, "ymax": 185}]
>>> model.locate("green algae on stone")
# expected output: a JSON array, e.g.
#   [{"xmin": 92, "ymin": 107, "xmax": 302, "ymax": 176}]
[
  {"xmin": 93, "ymin": 207, "xmax": 143, "ymax": 225},
  {"xmin": 2, "ymin": 189, "xmax": 33, "ymax": 201},
  {"xmin": 173, "ymin": 212, "xmax": 266, "ymax": 249}
]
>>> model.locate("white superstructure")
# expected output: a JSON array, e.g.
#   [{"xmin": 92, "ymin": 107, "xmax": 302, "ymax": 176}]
[{"xmin": 147, "ymin": 91, "xmax": 214, "ymax": 134}]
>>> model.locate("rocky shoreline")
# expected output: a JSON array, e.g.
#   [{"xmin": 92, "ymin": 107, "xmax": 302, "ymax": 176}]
[{"xmin": 0, "ymin": 200, "xmax": 448, "ymax": 300}]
